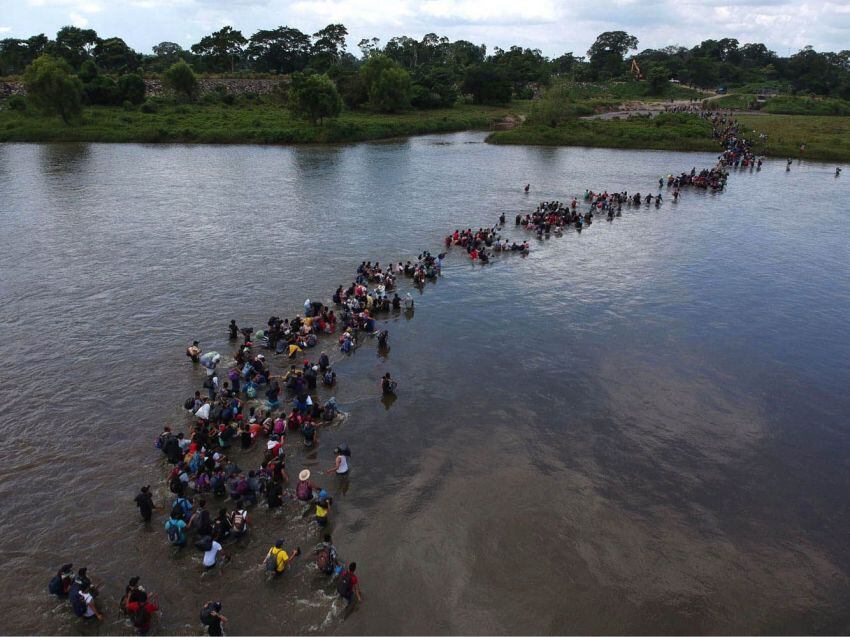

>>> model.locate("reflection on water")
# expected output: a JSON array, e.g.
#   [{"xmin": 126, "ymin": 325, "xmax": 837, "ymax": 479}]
[{"xmin": 0, "ymin": 134, "xmax": 849, "ymax": 635}]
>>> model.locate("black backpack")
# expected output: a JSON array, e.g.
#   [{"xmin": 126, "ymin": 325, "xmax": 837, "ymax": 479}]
[
  {"xmin": 69, "ymin": 588, "xmax": 87, "ymax": 617},
  {"xmin": 199, "ymin": 604, "xmax": 215, "ymax": 626},
  {"xmin": 48, "ymin": 574, "xmax": 63, "ymax": 596}
]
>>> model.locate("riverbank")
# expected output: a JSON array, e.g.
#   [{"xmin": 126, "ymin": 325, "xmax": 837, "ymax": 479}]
[
  {"xmin": 487, "ymin": 113, "xmax": 719, "ymax": 153},
  {"xmin": 736, "ymin": 114, "xmax": 850, "ymax": 162},
  {"xmin": 488, "ymin": 112, "xmax": 850, "ymax": 162},
  {"xmin": 0, "ymin": 101, "xmax": 530, "ymax": 144}
]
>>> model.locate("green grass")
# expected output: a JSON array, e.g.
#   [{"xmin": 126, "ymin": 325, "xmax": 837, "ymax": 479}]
[
  {"xmin": 707, "ymin": 93, "xmax": 850, "ymax": 116},
  {"xmin": 0, "ymin": 100, "xmax": 531, "ymax": 144},
  {"xmin": 761, "ymin": 96, "xmax": 850, "ymax": 116},
  {"xmin": 557, "ymin": 80, "xmax": 705, "ymax": 103},
  {"xmin": 488, "ymin": 113, "xmax": 718, "ymax": 152},
  {"xmin": 708, "ymin": 94, "xmax": 756, "ymax": 110},
  {"xmin": 736, "ymin": 114, "xmax": 850, "ymax": 162}
]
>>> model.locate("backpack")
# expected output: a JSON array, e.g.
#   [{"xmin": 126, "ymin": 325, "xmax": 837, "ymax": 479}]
[
  {"xmin": 264, "ymin": 550, "xmax": 278, "ymax": 572},
  {"xmin": 48, "ymin": 574, "xmax": 63, "ymax": 596},
  {"xmin": 231, "ymin": 510, "xmax": 246, "ymax": 532},
  {"xmin": 183, "ymin": 398, "xmax": 194, "ymax": 411},
  {"xmin": 323, "ymin": 371, "xmax": 334, "ymax": 386},
  {"xmin": 316, "ymin": 547, "xmax": 333, "ymax": 574},
  {"xmin": 70, "ymin": 589, "xmax": 87, "ymax": 617},
  {"xmin": 166, "ymin": 520, "xmax": 182, "ymax": 545},
  {"xmin": 199, "ymin": 604, "xmax": 215, "ymax": 626},
  {"xmin": 337, "ymin": 571, "xmax": 354, "ymax": 597},
  {"xmin": 130, "ymin": 603, "xmax": 150, "ymax": 628},
  {"xmin": 195, "ymin": 535, "xmax": 213, "ymax": 552},
  {"xmin": 295, "ymin": 480, "xmax": 312, "ymax": 501},
  {"xmin": 169, "ymin": 475, "xmax": 182, "ymax": 494}
]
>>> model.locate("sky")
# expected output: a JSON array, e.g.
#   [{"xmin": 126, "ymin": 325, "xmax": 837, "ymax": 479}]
[{"xmin": 1, "ymin": 0, "xmax": 849, "ymax": 58}]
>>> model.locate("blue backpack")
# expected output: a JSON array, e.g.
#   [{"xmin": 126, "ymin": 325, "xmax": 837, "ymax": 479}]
[{"xmin": 165, "ymin": 520, "xmax": 182, "ymax": 545}]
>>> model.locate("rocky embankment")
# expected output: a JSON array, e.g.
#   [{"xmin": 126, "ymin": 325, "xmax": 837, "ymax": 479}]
[{"xmin": 0, "ymin": 77, "xmax": 284, "ymax": 100}]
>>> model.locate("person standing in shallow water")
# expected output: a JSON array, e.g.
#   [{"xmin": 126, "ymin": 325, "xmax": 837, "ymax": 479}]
[{"xmin": 134, "ymin": 485, "xmax": 157, "ymax": 523}]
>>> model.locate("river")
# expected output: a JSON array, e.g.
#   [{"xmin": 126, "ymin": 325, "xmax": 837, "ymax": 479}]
[{"xmin": 1, "ymin": 133, "xmax": 849, "ymax": 635}]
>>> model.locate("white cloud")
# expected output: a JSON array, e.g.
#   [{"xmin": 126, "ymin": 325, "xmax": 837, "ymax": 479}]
[
  {"xmin": 0, "ymin": 26, "xmax": 11, "ymax": 33},
  {"xmin": 70, "ymin": 11, "xmax": 89, "ymax": 26},
  {"xmin": 1, "ymin": 0, "xmax": 848, "ymax": 57}
]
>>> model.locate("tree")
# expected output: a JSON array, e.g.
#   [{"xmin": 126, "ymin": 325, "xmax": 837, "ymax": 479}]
[
  {"xmin": 152, "ymin": 42, "xmax": 184, "ymax": 66},
  {"xmin": 94, "ymin": 37, "xmax": 138, "ymax": 71},
  {"xmin": 645, "ymin": 64, "xmax": 669, "ymax": 95},
  {"xmin": 311, "ymin": 24, "xmax": 348, "ymax": 72},
  {"xmin": 357, "ymin": 37, "xmax": 381, "ymax": 59},
  {"xmin": 52, "ymin": 26, "xmax": 99, "ymax": 68},
  {"xmin": 0, "ymin": 34, "xmax": 50, "ymax": 75},
  {"xmin": 288, "ymin": 72, "xmax": 342, "ymax": 124},
  {"xmin": 246, "ymin": 26, "xmax": 311, "ymax": 73},
  {"xmin": 462, "ymin": 64, "xmax": 511, "ymax": 104},
  {"xmin": 448, "ymin": 40, "xmax": 485, "ymax": 68},
  {"xmin": 369, "ymin": 67, "xmax": 411, "ymax": 112},
  {"xmin": 164, "ymin": 60, "xmax": 198, "ymax": 100},
  {"xmin": 191, "ymin": 26, "xmax": 246, "ymax": 72},
  {"xmin": 119, "ymin": 73, "xmax": 146, "ymax": 104},
  {"xmin": 335, "ymin": 71, "xmax": 368, "ymax": 108},
  {"xmin": 360, "ymin": 55, "xmax": 398, "ymax": 91},
  {"xmin": 587, "ymin": 31, "xmax": 638, "ymax": 79},
  {"xmin": 23, "ymin": 54, "xmax": 84, "ymax": 123},
  {"xmin": 411, "ymin": 66, "xmax": 457, "ymax": 108}
]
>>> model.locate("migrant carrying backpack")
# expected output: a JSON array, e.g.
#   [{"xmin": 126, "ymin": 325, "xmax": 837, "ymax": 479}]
[
  {"xmin": 47, "ymin": 574, "xmax": 63, "ymax": 596},
  {"xmin": 316, "ymin": 547, "xmax": 334, "ymax": 574},
  {"xmin": 130, "ymin": 603, "xmax": 150, "ymax": 629},
  {"xmin": 264, "ymin": 550, "xmax": 278, "ymax": 572},
  {"xmin": 165, "ymin": 520, "xmax": 182, "ymax": 545},
  {"xmin": 70, "ymin": 589, "xmax": 87, "ymax": 617},
  {"xmin": 199, "ymin": 603, "xmax": 215, "ymax": 626},
  {"xmin": 337, "ymin": 571, "xmax": 354, "ymax": 597}
]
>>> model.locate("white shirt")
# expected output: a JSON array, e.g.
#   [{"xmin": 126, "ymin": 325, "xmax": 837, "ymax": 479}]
[
  {"xmin": 203, "ymin": 541, "xmax": 222, "ymax": 567},
  {"xmin": 337, "ymin": 455, "xmax": 349, "ymax": 474},
  {"xmin": 82, "ymin": 592, "xmax": 95, "ymax": 617}
]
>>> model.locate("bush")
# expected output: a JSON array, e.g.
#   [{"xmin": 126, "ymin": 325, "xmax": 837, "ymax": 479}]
[
  {"xmin": 84, "ymin": 75, "xmax": 121, "ymax": 106},
  {"xmin": 122, "ymin": 100, "xmax": 135, "ymax": 111},
  {"xmin": 118, "ymin": 73, "xmax": 146, "ymax": 105},
  {"xmin": 23, "ymin": 54, "xmax": 84, "ymax": 123},
  {"xmin": 140, "ymin": 100, "xmax": 158, "ymax": 114},
  {"xmin": 6, "ymin": 95, "xmax": 27, "ymax": 112},
  {"xmin": 164, "ymin": 61, "xmax": 198, "ymax": 101}
]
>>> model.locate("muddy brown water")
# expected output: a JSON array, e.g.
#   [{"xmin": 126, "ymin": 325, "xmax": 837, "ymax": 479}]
[{"xmin": 1, "ymin": 135, "xmax": 849, "ymax": 635}]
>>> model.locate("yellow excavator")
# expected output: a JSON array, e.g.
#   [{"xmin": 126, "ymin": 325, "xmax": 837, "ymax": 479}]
[{"xmin": 630, "ymin": 59, "xmax": 643, "ymax": 80}]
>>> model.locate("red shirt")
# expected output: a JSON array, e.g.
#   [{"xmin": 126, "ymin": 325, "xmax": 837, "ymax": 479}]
[{"xmin": 126, "ymin": 600, "xmax": 159, "ymax": 629}]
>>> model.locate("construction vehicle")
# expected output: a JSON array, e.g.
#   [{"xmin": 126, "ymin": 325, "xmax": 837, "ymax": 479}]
[{"xmin": 630, "ymin": 59, "xmax": 643, "ymax": 80}]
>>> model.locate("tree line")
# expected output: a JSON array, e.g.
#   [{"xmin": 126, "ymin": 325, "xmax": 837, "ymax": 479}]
[
  {"xmin": 4, "ymin": 25, "xmax": 850, "ymax": 125},
  {"xmin": 3, "ymin": 25, "xmax": 850, "ymax": 98}
]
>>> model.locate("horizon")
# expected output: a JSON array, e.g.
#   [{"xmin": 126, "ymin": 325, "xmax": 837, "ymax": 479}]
[{"xmin": 1, "ymin": 0, "xmax": 848, "ymax": 59}]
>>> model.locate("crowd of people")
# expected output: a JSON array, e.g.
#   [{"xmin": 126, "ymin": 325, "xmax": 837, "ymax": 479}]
[{"xmin": 49, "ymin": 110, "xmax": 796, "ymax": 635}]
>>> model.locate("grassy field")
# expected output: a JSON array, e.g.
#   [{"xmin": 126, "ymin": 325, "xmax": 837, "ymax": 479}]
[
  {"xmin": 488, "ymin": 113, "xmax": 719, "ymax": 152},
  {"xmin": 708, "ymin": 93, "xmax": 850, "ymax": 116},
  {"xmin": 0, "ymin": 101, "xmax": 531, "ymax": 144},
  {"xmin": 737, "ymin": 114, "xmax": 850, "ymax": 162}
]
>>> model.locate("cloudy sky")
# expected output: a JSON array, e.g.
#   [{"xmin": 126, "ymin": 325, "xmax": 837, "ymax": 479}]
[{"xmin": 1, "ymin": 0, "xmax": 849, "ymax": 57}]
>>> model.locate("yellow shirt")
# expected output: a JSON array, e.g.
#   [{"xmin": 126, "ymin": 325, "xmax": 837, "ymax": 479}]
[
  {"xmin": 315, "ymin": 502, "xmax": 328, "ymax": 518},
  {"xmin": 269, "ymin": 547, "xmax": 290, "ymax": 573}
]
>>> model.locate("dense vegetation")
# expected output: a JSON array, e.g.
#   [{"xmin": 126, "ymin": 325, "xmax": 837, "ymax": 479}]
[
  {"xmin": 2, "ymin": 23, "xmax": 849, "ymax": 156},
  {"xmin": 2, "ymin": 25, "xmax": 850, "ymax": 104}
]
